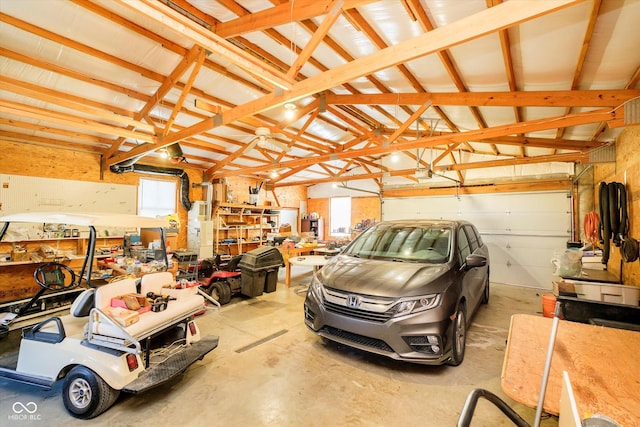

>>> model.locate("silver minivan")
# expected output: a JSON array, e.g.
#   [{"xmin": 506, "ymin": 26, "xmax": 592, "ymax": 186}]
[{"xmin": 304, "ymin": 220, "xmax": 489, "ymax": 366}]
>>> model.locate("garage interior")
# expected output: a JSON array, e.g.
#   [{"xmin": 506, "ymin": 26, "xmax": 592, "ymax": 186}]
[{"xmin": 0, "ymin": 0, "xmax": 639, "ymax": 426}]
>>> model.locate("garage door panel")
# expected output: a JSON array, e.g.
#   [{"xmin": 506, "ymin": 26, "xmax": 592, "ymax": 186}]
[
  {"xmin": 382, "ymin": 192, "xmax": 570, "ymax": 289},
  {"xmin": 490, "ymin": 259, "xmax": 555, "ymax": 289},
  {"xmin": 485, "ymin": 235, "xmax": 567, "ymax": 250}
]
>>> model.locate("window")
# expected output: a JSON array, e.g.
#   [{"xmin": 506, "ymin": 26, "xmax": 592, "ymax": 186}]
[
  {"xmin": 464, "ymin": 225, "xmax": 479, "ymax": 252},
  {"xmin": 343, "ymin": 224, "xmax": 450, "ymax": 263},
  {"xmin": 457, "ymin": 227, "xmax": 471, "ymax": 265},
  {"xmin": 330, "ymin": 197, "xmax": 351, "ymax": 237},
  {"xmin": 138, "ymin": 178, "xmax": 176, "ymax": 218}
]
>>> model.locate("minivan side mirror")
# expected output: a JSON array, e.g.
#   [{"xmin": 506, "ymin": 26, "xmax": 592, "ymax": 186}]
[{"xmin": 465, "ymin": 254, "xmax": 487, "ymax": 270}]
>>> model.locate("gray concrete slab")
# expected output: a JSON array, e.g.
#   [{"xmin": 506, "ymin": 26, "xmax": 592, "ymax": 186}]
[{"xmin": 0, "ymin": 266, "xmax": 558, "ymax": 426}]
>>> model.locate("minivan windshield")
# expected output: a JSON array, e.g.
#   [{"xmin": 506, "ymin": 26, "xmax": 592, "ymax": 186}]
[{"xmin": 343, "ymin": 224, "xmax": 451, "ymax": 263}]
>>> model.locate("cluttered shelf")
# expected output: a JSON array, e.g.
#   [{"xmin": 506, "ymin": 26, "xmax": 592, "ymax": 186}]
[
  {"xmin": 0, "ymin": 236, "xmax": 124, "ymax": 265},
  {"xmin": 213, "ymin": 203, "xmax": 283, "ymax": 255}
]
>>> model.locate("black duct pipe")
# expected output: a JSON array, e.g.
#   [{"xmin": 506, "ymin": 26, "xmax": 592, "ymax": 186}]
[{"xmin": 110, "ymin": 162, "xmax": 192, "ymax": 211}]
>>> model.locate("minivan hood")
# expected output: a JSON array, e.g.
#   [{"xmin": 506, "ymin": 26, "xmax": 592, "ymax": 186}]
[{"xmin": 318, "ymin": 255, "xmax": 451, "ymax": 297}]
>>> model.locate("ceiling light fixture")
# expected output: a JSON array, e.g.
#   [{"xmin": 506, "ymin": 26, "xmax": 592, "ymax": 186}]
[
  {"xmin": 165, "ymin": 143, "xmax": 186, "ymax": 163},
  {"xmin": 284, "ymin": 102, "xmax": 297, "ymax": 119}
]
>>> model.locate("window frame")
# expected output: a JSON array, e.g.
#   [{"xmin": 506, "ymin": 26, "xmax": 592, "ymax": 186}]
[
  {"xmin": 329, "ymin": 196, "xmax": 351, "ymax": 237},
  {"xmin": 138, "ymin": 177, "xmax": 177, "ymax": 218}
]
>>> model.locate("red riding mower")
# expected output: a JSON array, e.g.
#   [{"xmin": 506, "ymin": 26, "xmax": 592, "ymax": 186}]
[{"xmin": 198, "ymin": 254, "xmax": 243, "ymax": 305}]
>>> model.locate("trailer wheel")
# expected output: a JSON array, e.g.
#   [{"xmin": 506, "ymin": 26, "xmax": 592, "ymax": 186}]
[
  {"xmin": 62, "ymin": 366, "xmax": 120, "ymax": 419},
  {"xmin": 207, "ymin": 281, "xmax": 232, "ymax": 305}
]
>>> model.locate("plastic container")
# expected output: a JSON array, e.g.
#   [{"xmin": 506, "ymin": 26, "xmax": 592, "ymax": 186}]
[
  {"xmin": 238, "ymin": 247, "xmax": 283, "ymax": 297},
  {"xmin": 542, "ymin": 293, "xmax": 558, "ymax": 318},
  {"xmin": 241, "ymin": 270, "xmax": 267, "ymax": 297},
  {"xmin": 264, "ymin": 269, "xmax": 278, "ymax": 293}
]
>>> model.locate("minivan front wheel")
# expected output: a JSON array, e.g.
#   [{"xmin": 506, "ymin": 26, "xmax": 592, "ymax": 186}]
[
  {"xmin": 481, "ymin": 272, "xmax": 490, "ymax": 305},
  {"xmin": 447, "ymin": 307, "xmax": 466, "ymax": 366}
]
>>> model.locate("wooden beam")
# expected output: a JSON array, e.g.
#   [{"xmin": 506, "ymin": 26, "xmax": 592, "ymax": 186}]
[
  {"xmin": 213, "ymin": 0, "xmax": 376, "ymax": 38},
  {"xmin": 163, "ymin": 47, "xmax": 206, "ymax": 136},
  {"xmin": 434, "ymin": 152, "xmax": 589, "ymax": 172},
  {"xmin": 194, "ymin": 99, "xmax": 223, "ymax": 115},
  {"xmin": 211, "ymin": 108, "xmax": 613, "ymax": 178},
  {"xmin": 105, "ymin": 45, "xmax": 216, "ymax": 159},
  {"xmin": 165, "ymin": 0, "xmax": 585, "ymax": 148},
  {"xmin": 0, "ymin": 76, "xmax": 153, "ymax": 132},
  {"xmin": 482, "ymin": 135, "xmax": 603, "ymax": 150},
  {"xmin": 0, "ymin": 130, "xmax": 106, "ymax": 154},
  {"xmin": 115, "ymin": 0, "xmax": 293, "ymax": 90},
  {"xmin": 286, "ymin": 0, "xmax": 344, "ymax": 80},
  {"xmin": 323, "ymin": 90, "xmax": 639, "ymax": 107},
  {"xmin": 0, "ymin": 100, "xmax": 157, "ymax": 143},
  {"xmin": 0, "ymin": 118, "xmax": 114, "ymax": 146},
  {"xmin": 0, "ymin": 12, "xmax": 165, "ymax": 83}
]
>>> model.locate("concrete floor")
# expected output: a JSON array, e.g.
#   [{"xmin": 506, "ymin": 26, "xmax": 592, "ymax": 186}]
[{"xmin": 0, "ymin": 266, "xmax": 559, "ymax": 427}]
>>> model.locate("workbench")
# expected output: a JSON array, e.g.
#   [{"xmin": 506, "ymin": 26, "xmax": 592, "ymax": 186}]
[{"xmin": 501, "ymin": 314, "xmax": 640, "ymax": 425}]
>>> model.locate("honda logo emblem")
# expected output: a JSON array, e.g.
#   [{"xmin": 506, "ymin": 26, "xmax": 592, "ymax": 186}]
[{"xmin": 346, "ymin": 295, "xmax": 361, "ymax": 308}]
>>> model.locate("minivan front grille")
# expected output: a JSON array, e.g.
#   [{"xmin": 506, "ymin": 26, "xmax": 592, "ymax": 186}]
[
  {"xmin": 323, "ymin": 300, "xmax": 393, "ymax": 323},
  {"xmin": 321, "ymin": 326, "xmax": 393, "ymax": 352},
  {"xmin": 321, "ymin": 287, "xmax": 396, "ymax": 323}
]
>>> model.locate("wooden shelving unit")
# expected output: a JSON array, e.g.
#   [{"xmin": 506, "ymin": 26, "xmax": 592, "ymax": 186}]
[
  {"xmin": 0, "ymin": 236, "xmax": 123, "ymax": 303},
  {"xmin": 213, "ymin": 203, "xmax": 280, "ymax": 255},
  {"xmin": 301, "ymin": 218, "xmax": 320, "ymax": 239}
]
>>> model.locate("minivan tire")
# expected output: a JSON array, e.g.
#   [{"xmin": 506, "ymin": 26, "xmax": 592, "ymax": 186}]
[{"xmin": 447, "ymin": 306, "xmax": 466, "ymax": 366}]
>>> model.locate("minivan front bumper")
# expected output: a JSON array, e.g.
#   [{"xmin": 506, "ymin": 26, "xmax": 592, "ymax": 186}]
[{"xmin": 304, "ymin": 288, "xmax": 455, "ymax": 365}]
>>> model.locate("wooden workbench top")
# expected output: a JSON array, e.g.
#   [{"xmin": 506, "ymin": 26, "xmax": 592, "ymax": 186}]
[{"xmin": 501, "ymin": 314, "xmax": 640, "ymax": 425}]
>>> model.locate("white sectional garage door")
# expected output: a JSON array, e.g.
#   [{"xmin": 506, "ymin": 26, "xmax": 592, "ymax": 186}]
[{"xmin": 382, "ymin": 192, "xmax": 571, "ymax": 289}]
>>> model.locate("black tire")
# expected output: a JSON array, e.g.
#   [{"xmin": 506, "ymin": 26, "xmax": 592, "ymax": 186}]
[
  {"xmin": 447, "ymin": 306, "xmax": 467, "ymax": 366},
  {"xmin": 481, "ymin": 271, "xmax": 490, "ymax": 305},
  {"xmin": 62, "ymin": 366, "xmax": 119, "ymax": 419},
  {"xmin": 207, "ymin": 281, "xmax": 232, "ymax": 305}
]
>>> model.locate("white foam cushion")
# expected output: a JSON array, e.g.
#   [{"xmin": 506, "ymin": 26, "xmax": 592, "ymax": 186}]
[
  {"xmin": 93, "ymin": 278, "xmax": 137, "ymax": 309},
  {"xmin": 139, "ymin": 272, "xmax": 174, "ymax": 296}
]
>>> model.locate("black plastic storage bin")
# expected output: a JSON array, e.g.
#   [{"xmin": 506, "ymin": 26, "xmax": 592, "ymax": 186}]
[
  {"xmin": 238, "ymin": 246, "xmax": 284, "ymax": 297},
  {"xmin": 264, "ymin": 269, "xmax": 278, "ymax": 293},
  {"xmin": 240, "ymin": 270, "xmax": 267, "ymax": 297}
]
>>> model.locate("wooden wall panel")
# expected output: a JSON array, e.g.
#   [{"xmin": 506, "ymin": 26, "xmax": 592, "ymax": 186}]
[
  {"xmin": 307, "ymin": 198, "xmax": 329, "ymax": 240},
  {"xmin": 0, "ymin": 139, "xmax": 203, "ymax": 249},
  {"xmin": 593, "ymin": 126, "xmax": 640, "ymax": 286},
  {"xmin": 351, "ymin": 197, "xmax": 381, "ymax": 227},
  {"xmin": 221, "ymin": 176, "xmax": 306, "ymax": 209},
  {"xmin": 307, "ymin": 197, "xmax": 381, "ymax": 241}
]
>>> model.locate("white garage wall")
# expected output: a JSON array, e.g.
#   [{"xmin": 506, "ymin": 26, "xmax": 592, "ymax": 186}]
[{"xmin": 382, "ymin": 192, "xmax": 571, "ymax": 289}]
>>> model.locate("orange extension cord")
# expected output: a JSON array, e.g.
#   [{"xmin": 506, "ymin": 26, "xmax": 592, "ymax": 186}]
[{"xmin": 584, "ymin": 211, "xmax": 599, "ymax": 248}]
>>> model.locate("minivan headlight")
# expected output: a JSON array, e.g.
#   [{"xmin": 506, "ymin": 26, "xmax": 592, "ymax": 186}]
[
  {"xmin": 392, "ymin": 294, "xmax": 440, "ymax": 316},
  {"xmin": 309, "ymin": 275, "xmax": 324, "ymax": 299}
]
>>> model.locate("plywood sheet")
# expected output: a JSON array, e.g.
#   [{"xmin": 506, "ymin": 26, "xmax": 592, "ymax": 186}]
[{"xmin": 501, "ymin": 314, "xmax": 640, "ymax": 425}]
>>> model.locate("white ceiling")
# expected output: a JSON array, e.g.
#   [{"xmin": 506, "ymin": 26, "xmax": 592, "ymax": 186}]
[{"xmin": 0, "ymin": 0, "xmax": 639, "ymax": 189}]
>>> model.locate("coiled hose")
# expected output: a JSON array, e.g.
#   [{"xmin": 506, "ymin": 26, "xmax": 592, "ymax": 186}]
[
  {"xmin": 599, "ymin": 182, "xmax": 611, "ymax": 264},
  {"xmin": 621, "ymin": 237, "xmax": 639, "ymax": 263},
  {"xmin": 583, "ymin": 211, "xmax": 599, "ymax": 249},
  {"xmin": 598, "ymin": 181, "xmax": 634, "ymax": 264}
]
